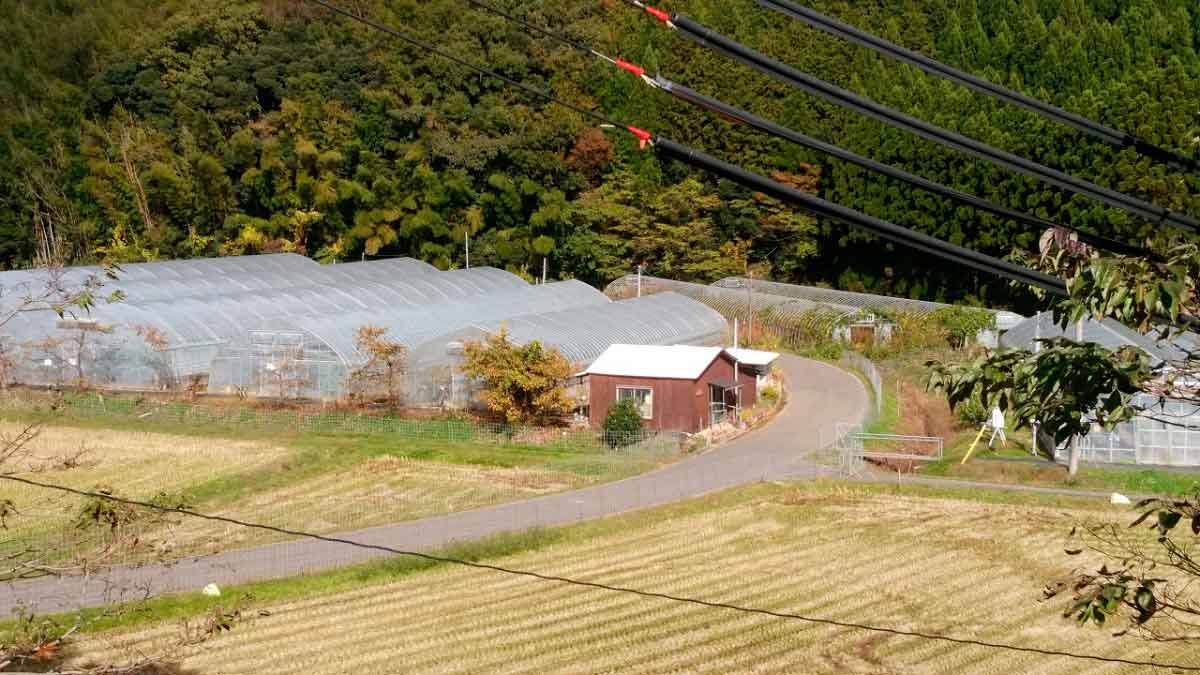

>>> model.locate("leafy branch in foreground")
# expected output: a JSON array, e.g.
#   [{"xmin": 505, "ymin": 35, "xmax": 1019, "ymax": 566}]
[
  {"xmin": 929, "ymin": 230, "xmax": 1200, "ymax": 645},
  {"xmin": 1044, "ymin": 496, "xmax": 1200, "ymax": 641},
  {"xmin": 926, "ymin": 338, "xmax": 1151, "ymax": 447}
]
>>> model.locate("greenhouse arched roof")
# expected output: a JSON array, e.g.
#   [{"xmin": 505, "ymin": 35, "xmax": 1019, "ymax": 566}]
[
  {"xmin": 0, "ymin": 255, "xmax": 442, "ymax": 308},
  {"xmin": 1001, "ymin": 311, "xmax": 1184, "ymax": 365},
  {"xmin": 269, "ymin": 279, "xmax": 612, "ymax": 365},
  {"xmin": 714, "ymin": 277, "xmax": 952, "ymax": 317},
  {"xmin": 409, "ymin": 292, "xmax": 727, "ymax": 367},
  {"xmin": 604, "ymin": 275, "xmax": 861, "ymax": 333}
]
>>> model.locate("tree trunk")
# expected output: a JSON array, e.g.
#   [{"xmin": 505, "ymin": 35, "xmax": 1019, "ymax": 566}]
[{"xmin": 1068, "ymin": 435, "xmax": 1080, "ymax": 477}]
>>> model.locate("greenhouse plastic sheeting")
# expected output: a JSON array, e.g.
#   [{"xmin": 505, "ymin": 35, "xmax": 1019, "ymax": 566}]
[
  {"xmin": 3, "ymin": 255, "xmax": 734, "ymax": 405},
  {"xmin": 1000, "ymin": 311, "xmax": 1182, "ymax": 364},
  {"xmin": 605, "ymin": 275, "xmax": 859, "ymax": 332},
  {"xmin": 205, "ymin": 280, "xmax": 615, "ymax": 399},
  {"xmin": 1, "ymin": 258, "xmax": 521, "ymax": 390},
  {"xmin": 0, "ymin": 255, "xmax": 441, "ymax": 309},
  {"xmin": 402, "ymin": 292, "xmax": 728, "ymax": 405},
  {"xmin": 1068, "ymin": 395, "xmax": 1200, "ymax": 467},
  {"xmin": 715, "ymin": 277, "xmax": 951, "ymax": 317}
]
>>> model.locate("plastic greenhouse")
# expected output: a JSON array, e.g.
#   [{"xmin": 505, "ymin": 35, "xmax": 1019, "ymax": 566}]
[
  {"xmin": 0, "ymin": 255, "xmax": 727, "ymax": 405},
  {"xmin": 1002, "ymin": 312, "xmax": 1200, "ymax": 466},
  {"xmin": 607, "ymin": 275, "xmax": 1021, "ymax": 347}
]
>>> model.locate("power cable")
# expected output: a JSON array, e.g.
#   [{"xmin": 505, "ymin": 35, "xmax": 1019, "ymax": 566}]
[
  {"xmin": 626, "ymin": 4, "xmax": 1200, "ymax": 234},
  {"xmin": 451, "ymin": 0, "xmax": 1153, "ymax": 259},
  {"xmin": 753, "ymin": 0, "xmax": 1200, "ymax": 175},
  {"xmin": 305, "ymin": 0, "xmax": 1066, "ymax": 293},
  {"xmin": 653, "ymin": 76, "xmax": 1154, "ymax": 259},
  {"xmin": 4, "ymin": 474, "xmax": 1198, "ymax": 672},
  {"xmin": 653, "ymin": 136, "xmax": 1067, "ymax": 296}
]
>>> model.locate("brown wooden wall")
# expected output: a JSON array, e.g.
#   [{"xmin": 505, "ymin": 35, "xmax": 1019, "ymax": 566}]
[{"xmin": 588, "ymin": 353, "xmax": 758, "ymax": 434}]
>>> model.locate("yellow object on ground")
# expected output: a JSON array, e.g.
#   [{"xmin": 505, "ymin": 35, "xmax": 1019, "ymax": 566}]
[{"xmin": 961, "ymin": 424, "xmax": 990, "ymax": 464}]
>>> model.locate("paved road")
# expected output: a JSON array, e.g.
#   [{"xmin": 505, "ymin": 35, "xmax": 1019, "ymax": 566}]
[{"xmin": 3, "ymin": 355, "xmax": 869, "ymax": 616}]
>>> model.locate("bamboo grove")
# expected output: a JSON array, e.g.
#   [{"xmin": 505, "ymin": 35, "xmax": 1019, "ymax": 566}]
[{"xmin": 3, "ymin": 0, "xmax": 1198, "ymax": 309}]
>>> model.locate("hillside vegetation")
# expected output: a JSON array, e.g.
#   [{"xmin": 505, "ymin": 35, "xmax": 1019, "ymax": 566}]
[{"xmin": 3, "ymin": 0, "xmax": 1198, "ymax": 309}]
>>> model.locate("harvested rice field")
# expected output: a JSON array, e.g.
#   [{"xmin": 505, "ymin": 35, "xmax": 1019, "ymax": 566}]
[
  {"xmin": 1, "ymin": 422, "xmax": 604, "ymax": 562},
  {"xmin": 1, "ymin": 422, "xmax": 290, "ymax": 549},
  {"xmin": 75, "ymin": 484, "xmax": 1198, "ymax": 674},
  {"xmin": 0, "ymin": 421, "xmax": 291, "ymax": 495},
  {"xmin": 163, "ymin": 457, "xmax": 587, "ymax": 554}
]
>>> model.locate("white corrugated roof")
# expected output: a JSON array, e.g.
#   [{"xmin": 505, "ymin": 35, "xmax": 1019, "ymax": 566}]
[
  {"xmin": 583, "ymin": 344, "xmax": 725, "ymax": 380},
  {"xmin": 725, "ymin": 348, "xmax": 780, "ymax": 367}
]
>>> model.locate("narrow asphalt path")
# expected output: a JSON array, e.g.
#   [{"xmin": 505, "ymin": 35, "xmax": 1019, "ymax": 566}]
[{"xmin": 3, "ymin": 355, "xmax": 869, "ymax": 616}]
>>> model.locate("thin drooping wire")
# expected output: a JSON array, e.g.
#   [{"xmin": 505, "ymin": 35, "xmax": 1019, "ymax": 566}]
[
  {"xmin": 653, "ymin": 136, "xmax": 1067, "ymax": 296},
  {"xmin": 305, "ymin": 0, "xmax": 629, "ymax": 132},
  {"xmin": 457, "ymin": 0, "xmax": 593, "ymax": 53},
  {"xmin": 307, "ymin": 0, "xmax": 1065, "ymax": 293},
  {"xmin": 5, "ymin": 474, "xmax": 1197, "ymax": 672},
  {"xmin": 628, "ymin": 5, "xmax": 1200, "ymax": 234},
  {"xmin": 754, "ymin": 0, "xmax": 1200, "ymax": 175},
  {"xmin": 450, "ymin": 0, "xmax": 1152, "ymax": 258}
]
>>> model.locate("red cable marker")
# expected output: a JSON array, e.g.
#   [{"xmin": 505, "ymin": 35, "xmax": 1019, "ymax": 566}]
[
  {"xmin": 615, "ymin": 59, "xmax": 646, "ymax": 78},
  {"xmin": 627, "ymin": 126, "xmax": 653, "ymax": 150},
  {"xmin": 642, "ymin": 5, "xmax": 671, "ymax": 24}
]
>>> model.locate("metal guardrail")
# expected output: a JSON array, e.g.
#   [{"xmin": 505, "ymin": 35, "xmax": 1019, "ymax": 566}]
[
  {"xmin": 839, "ymin": 352, "xmax": 883, "ymax": 423},
  {"xmin": 835, "ymin": 423, "xmax": 943, "ymax": 476}
]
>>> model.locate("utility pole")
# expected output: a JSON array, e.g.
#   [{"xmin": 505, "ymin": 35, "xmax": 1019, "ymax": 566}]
[
  {"xmin": 1031, "ymin": 315, "xmax": 1041, "ymax": 457},
  {"xmin": 746, "ymin": 271, "xmax": 754, "ymax": 345},
  {"xmin": 465, "ymin": 232, "xmax": 470, "ymax": 269},
  {"xmin": 1068, "ymin": 316, "xmax": 1084, "ymax": 476},
  {"xmin": 542, "ymin": 257, "xmax": 548, "ymax": 285},
  {"xmin": 636, "ymin": 264, "xmax": 643, "ymax": 298}
]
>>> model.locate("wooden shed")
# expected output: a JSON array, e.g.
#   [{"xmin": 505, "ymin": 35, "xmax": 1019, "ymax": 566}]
[{"xmin": 582, "ymin": 345, "xmax": 763, "ymax": 433}]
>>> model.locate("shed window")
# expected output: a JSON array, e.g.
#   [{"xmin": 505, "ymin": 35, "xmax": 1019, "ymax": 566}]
[{"xmin": 617, "ymin": 386, "xmax": 654, "ymax": 419}]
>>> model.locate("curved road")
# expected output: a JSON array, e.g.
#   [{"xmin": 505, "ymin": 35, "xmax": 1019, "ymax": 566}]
[{"xmin": 3, "ymin": 355, "xmax": 868, "ymax": 615}]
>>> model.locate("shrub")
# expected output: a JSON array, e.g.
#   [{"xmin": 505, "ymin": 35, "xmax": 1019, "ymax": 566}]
[
  {"xmin": 799, "ymin": 340, "xmax": 843, "ymax": 361},
  {"xmin": 602, "ymin": 399, "xmax": 643, "ymax": 448},
  {"xmin": 460, "ymin": 326, "xmax": 572, "ymax": 425},
  {"xmin": 760, "ymin": 382, "xmax": 781, "ymax": 405},
  {"xmin": 931, "ymin": 307, "xmax": 996, "ymax": 350},
  {"xmin": 955, "ymin": 395, "xmax": 988, "ymax": 426}
]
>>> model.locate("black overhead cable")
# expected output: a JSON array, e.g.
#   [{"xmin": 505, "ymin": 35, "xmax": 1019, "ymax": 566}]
[
  {"xmin": 653, "ymin": 76, "xmax": 1153, "ymax": 258},
  {"xmin": 304, "ymin": 0, "xmax": 1063, "ymax": 293},
  {"xmin": 7, "ymin": 474, "xmax": 1200, "ymax": 673},
  {"xmin": 627, "ymin": 5, "xmax": 1200, "ymax": 234},
  {"xmin": 654, "ymin": 136, "xmax": 1068, "ymax": 297},
  {"xmin": 453, "ymin": 0, "xmax": 1150, "ymax": 258},
  {"xmin": 754, "ymin": 0, "xmax": 1200, "ymax": 175}
]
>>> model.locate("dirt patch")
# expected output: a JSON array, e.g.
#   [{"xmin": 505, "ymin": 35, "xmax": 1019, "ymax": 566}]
[
  {"xmin": 895, "ymin": 379, "xmax": 956, "ymax": 438},
  {"xmin": 867, "ymin": 378, "xmax": 958, "ymax": 473}
]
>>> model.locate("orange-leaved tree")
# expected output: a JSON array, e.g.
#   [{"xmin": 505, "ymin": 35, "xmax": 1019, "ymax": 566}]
[{"xmin": 459, "ymin": 326, "xmax": 572, "ymax": 425}]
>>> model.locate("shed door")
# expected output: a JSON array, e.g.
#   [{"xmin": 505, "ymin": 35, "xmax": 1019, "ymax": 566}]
[{"xmin": 850, "ymin": 324, "xmax": 876, "ymax": 346}]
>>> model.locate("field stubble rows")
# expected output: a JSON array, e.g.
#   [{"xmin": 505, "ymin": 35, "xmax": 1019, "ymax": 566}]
[
  {"xmin": 0, "ymin": 421, "xmax": 643, "ymax": 563},
  {"xmin": 73, "ymin": 486, "xmax": 1197, "ymax": 674}
]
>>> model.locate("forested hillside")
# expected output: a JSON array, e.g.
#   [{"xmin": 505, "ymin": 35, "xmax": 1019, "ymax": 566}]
[{"xmin": 3, "ymin": 0, "xmax": 1198, "ymax": 308}]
